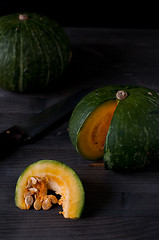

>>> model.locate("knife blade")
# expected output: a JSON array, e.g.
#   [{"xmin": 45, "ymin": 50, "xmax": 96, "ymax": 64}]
[{"xmin": 0, "ymin": 88, "xmax": 91, "ymax": 157}]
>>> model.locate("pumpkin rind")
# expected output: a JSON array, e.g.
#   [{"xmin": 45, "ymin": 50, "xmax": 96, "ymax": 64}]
[
  {"xmin": 104, "ymin": 86, "xmax": 159, "ymax": 171},
  {"xmin": 69, "ymin": 85, "xmax": 159, "ymax": 171},
  {"xmin": 0, "ymin": 13, "xmax": 71, "ymax": 92}
]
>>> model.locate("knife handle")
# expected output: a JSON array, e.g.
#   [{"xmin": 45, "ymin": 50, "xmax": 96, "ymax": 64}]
[{"xmin": 0, "ymin": 126, "xmax": 27, "ymax": 157}]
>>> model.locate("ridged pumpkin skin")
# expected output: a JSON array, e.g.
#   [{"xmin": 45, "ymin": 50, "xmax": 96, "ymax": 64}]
[
  {"xmin": 0, "ymin": 13, "xmax": 71, "ymax": 92},
  {"xmin": 69, "ymin": 85, "xmax": 159, "ymax": 171}
]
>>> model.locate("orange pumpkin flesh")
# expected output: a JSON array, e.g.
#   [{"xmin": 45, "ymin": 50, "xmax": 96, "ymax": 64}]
[{"xmin": 77, "ymin": 100, "xmax": 118, "ymax": 160}]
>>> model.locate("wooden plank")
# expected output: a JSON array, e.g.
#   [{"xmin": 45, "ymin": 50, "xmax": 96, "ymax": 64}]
[{"xmin": 1, "ymin": 28, "xmax": 159, "ymax": 239}]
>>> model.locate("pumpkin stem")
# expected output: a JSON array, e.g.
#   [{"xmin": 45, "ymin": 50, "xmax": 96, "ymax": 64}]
[
  {"xmin": 116, "ymin": 90, "xmax": 128, "ymax": 100},
  {"xmin": 19, "ymin": 14, "xmax": 29, "ymax": 20}
]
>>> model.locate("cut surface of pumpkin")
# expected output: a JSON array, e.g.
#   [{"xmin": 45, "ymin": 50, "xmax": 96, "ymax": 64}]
[
  {"xmin": 15, "ymin": 160, "xmax": 85, "ymax": 219},
  {"xmin": 77, "ymin": 100, "xmax": 118, "ymax": 160}
]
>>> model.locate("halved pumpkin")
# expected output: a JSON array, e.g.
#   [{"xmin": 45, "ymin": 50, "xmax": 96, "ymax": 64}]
[
  {"xmin": 69, "ymin": 85, "xmax": 159, "ymax": 171},
  {"xmin": 15, "ymin": 160, "xmax": 85, "ymax": 219}
]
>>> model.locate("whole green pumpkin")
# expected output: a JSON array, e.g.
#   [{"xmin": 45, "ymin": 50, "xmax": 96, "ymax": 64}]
[
  {"xmin": 69, "ymin": 85, "xmax": 159, "ymax": 171},
  {"xmin": 0, "ymin": 13, "xmax": 71, "ymax": 92}
]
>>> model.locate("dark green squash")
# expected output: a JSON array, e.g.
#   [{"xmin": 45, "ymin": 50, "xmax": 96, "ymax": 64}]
[
  {"xmin": 69, "ymin": 85, "xmax": 159, "ymax": 171},
  {"xmin": 0, "ymin": 13, "xmax": 71, "ymax": 92}
]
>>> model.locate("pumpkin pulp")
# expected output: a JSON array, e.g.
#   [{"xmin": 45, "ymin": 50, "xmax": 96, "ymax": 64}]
[{"xmin": 77, "ymin": 100, "xmax": 119, "ymax": 160}]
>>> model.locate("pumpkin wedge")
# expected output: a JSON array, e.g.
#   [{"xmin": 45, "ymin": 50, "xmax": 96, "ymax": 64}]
[
  {"xmin": 15, "ymin": 160, "xmax": 85, "ymax": 219},
  {"xmin": 69, "ymin": 85, "xmax": 159, "ymax": 171}
]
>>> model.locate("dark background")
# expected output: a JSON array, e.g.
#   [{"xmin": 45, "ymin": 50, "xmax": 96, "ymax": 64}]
[
  {"xmin": 1, "ymin": 2, "xmax": 159, "ymax": 240},
  {"xmin": 0, "ymin": 1, "xmax": 158, "ymax": 29}
]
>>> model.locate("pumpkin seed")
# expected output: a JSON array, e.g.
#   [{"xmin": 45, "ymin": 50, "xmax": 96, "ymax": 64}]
[
  {"xmin": 23, "ymin": 191, "xmax": 33, "ymax": 198},
  {"xmin": 25, "ymin": 195, "xmax": 33, "ymax": 209},
  {"xmin": 29, "ymin": 187, "xmax": 38, "ymax": 194},
  {"xmin": 34, "ymin": 198, "xmax": 42, "ymax": 211},
  {"xmin": 26, "ymin": 178, "xmax": 32, "ymax": 189},
  {"xmin": 30, "ymin": 177, "xmax": 37, "ymax": 185},
  {"xmin": 42, "ymin": 197, "xmax": 52, "ymax": 210},
  {"xmin": 26, "ymin": 177, "xmax": 37, "ymax": 189},
  {"xmin": 36, "ymin": 177, "xmax": 43, "ymax": 183},
  {"xmin": 48, "ymin": 195, "xmax": 58, "ymax": 204}
]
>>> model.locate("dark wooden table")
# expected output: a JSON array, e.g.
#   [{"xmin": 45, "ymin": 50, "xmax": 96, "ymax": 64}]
[{"xmin": 1, "ymin": 28, "xmax": 159, "ymax": 240}]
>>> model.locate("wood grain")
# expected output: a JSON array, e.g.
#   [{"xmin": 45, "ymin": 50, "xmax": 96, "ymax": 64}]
[{"xmin": 1, "ymin": 28, "xmax": 159, "ymax": 239}]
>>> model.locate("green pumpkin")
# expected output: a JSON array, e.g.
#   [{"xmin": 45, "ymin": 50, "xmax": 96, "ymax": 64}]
[
  {"xmin": 69, "ymin": 85, "xmax": 159, "ymax": 171},
  {"xmin": 0, "ymin": 13, "xmax": 71, "ymax": 92}
]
